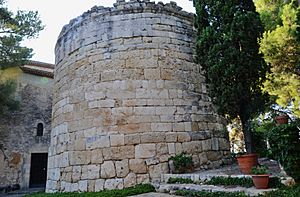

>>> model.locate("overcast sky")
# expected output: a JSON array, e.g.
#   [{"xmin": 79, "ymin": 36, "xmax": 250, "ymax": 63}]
[{"xmin": 7, "ymin": 0, "xmax": 195, "ymax": 64}]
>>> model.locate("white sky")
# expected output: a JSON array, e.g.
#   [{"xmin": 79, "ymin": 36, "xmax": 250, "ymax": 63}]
[{"xmin": 7, "ymin": 0, "xmax": 195, "ymax": 64}]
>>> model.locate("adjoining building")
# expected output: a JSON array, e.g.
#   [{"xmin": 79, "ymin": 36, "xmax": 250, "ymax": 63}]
[{"xmin": 0, "ymin": 61, "xmax": 53, "ymax": 189}]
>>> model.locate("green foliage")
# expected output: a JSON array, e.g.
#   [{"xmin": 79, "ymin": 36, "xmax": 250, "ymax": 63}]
[
  {"xmin": 206, "ymin": 176, "xmax": 253, "ymax": 188},
  {"xmin": 195, "ymin": 0, "xmax": 269, "ymax": 153},
  {"xmin": 169, "ymin": 153, "xmax": 193, "ymax": 173},
  {"xmin": 206, "ymin": 176, "xmax": 283, "ymax": 189},
  {"xmin": 254, "ymin": 0, "xmax": 287, "ymax": 31},
  {"xmin": 266, "ymin": 123, "xmax": 300, "ymax": 182},
  {"xmin": 251, "ymin": 121, "xmax": 272, "ymax": 156},
  {"xmin": 0, "ymin": 79, "xmax": 19, "ymax": 114},
  {"xmin": 264, "ymin": 184, "xmax": 300, "ymax": 197},
  {"xmin": 167, "ymin": 177, "xmax": 194, "ymax": 184},
  {"xmin": 253, "ymin": 120, "xmax": 300, "ymax": 182},
  {"xmin": 258, "ymin": 1, "xmax": 300, "ymax": 117},
  {"xmin": 25, "ymin": 184, "xmax": 155, "ymax": 197},
  {"xmin": 0, "ymin": 0, "xmax": 44, "ymax": 68},
  {"xmin": 251, "ymin": 165, "xmax": 269, "ymax": 175},
  {"xmin": 0, "ymin": 0, "xmax": 43, "ymax": 115},
  {"xmin": 175, "ymin": 190, "xmax": 248, "ymax": 197}
]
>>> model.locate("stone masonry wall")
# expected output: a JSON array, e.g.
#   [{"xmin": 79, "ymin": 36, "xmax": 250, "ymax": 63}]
[
  {"xmin": 47, "ymin": 0, "xmax": 230, "ymax": 192},
  {"xmin": 0, "ymin": 71, "xmax": 52, "ymax": 188}
]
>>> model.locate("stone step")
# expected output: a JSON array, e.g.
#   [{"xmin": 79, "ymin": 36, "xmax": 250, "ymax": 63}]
[
  {"xmin": 157, "ymin": 183, "xmax": 277, "ymax": 196},
  {"xmin": 161, "ymin": 173, "xmax": 252, "ymax": 183}
]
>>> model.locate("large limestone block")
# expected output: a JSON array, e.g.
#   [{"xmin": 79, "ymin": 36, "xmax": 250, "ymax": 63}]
[
  {"xmin": 104, "ymin": 178, "xmax": 124, "ymax": 190},
  {"xmin": 81, "ymin": 165, "xmax": 100, "ymax": 180},
  {"xmin": 129, "ymin": 159, "xmax": 147, "ymax": 174},
  {"xmin": 101, "ymin": 161, "xmax": 116, "ymax": 179},
  {"xmin": 124, "ymin": 172, "xmax": 137, "ymax": 188},
  {"xmin": 116, "ymin": 159, "xmax": 129, "ymax": 178},
  {"xmin": 135, "ymin": 144, "xmax": 156, "ymax": 158}
]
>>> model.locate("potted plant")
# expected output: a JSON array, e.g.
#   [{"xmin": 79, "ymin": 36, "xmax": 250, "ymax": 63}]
[
  {"xmin": 236, "ymin": 152, "xmax": 258, "ymax": 174},
  {"xmin": 251, "ymin": 165, "xmax": 270, "ymax": 189},
  {"xmin": 168, "ymin": 153, "xmax": 193, "ymax": 173}
]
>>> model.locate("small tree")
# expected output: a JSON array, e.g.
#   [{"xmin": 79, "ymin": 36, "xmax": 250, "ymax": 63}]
[
  {"xmin": 258, "ymin": 0, "xmax": 300, "ymax": 117},
  {"xmin": 195, "ymin": 0, "xmax": 269, "ymax": 153},
  {"xmin": 0, "ymin": 0, "xmax": 43, "ymax": 115}
]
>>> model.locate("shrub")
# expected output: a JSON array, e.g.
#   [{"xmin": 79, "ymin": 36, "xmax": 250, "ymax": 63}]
[
  {"xmin": 167, "ymin": 177, "xmax": 194, "ymax": 184},
  {"xmin": 251, "ymin": 165, "xmax": 269, "ymax": 175},
  {"xmin": 264, "ymin": 184, "xmax": 300, "ymax": 197},
  {"xmin": 169, "ymin": 153, "xmax": 193, "ymax": 173},
  {"xmin": 205, "ymin": 176, "xmax": 283, "ymax": 188},
  {"xmin": 251, "ymin": 121, "xmax": 274, "ymax": 157},
  {"xmin": 206, "ymin": 177, "xmax": 253, "ymax": 188},
  {"xmin": 266, "ymin": 123, "xmax": 300, "ymax": 182}
]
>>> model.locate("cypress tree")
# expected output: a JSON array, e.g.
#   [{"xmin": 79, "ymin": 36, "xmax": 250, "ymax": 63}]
[{"xmin": 195, "ymin": 0, "xmax": 269, "ymax": 153}]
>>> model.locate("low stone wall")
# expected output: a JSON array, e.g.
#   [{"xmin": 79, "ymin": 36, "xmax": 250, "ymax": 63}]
[{"xmin": 47, "ymin": 0, "xmax": 230, "ymax": 192}]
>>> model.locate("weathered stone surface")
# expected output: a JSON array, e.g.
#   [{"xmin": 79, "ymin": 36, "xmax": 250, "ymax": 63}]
[
  {"xmin": 69, "ymin": 151, "xmax": 91, "ymax": 165},
  {"xmin": 149, "ymin": 163, "xmax": 169, "ymax": 181},
  {"xmin": 104, "ymin": 178, "xmax": 124, "ymax": 190},
  {"xmin": 81, "ymin": 165, "xmax": 100, "ymax": 180},
  {"xmin": 45, "ymin": 0, "xmax": 230, "ymax": 192},
  {"xmin": 136, "ymin": 174, "xmax": 150, "ymax": 184},
  {"xmin": 129, "ymin": 159, "xmax": 147, "ymax": 174},
  {"xmin": 168, "ymin": 143, "xmax": 176, "ymax": 155},
  {"xmin": 124, "ymin": 172, "xmax": 137, "ymax": 188},
  {"xmin": 202, "ymin": 139, "xmax": 212, "ymax": 151},
  {"xmin": 0, "ymin": 64, "xmax": 53, "ymax": 188},
  {"xmin": 124, "ymin": 134, "xmax": 140, "ymax": 145},
  {"xmin": 110, "ymin": 134, "xmax": 125, "ymax": 146},
  {"xmin": 95, "ymin": 179, "xmax": 105, "ymax": 191},
  {"xmin": 140, "ymin": 132, "xmax": 166, "ymax": 143},
  {"xmin": 116, "ymin": 159, "xmax": 129, "ymax": 178},
  {"xmin": 135, "ymin": 144, "xmax": 156, "ymax": 158},
  {"xmin": 91, "ymin": 149, "xmax": 103, "ymax": 164},
  {"xmin": 78, "ymin": 180, "xmax": 88, "ymax": 192},
  {"xmin": 72, "ymin": 166, "xmax": 81, "ymax": 182},
  {"xmin": 88, "ymin": 180, "xmax": 95, "ymax": 192},
  {"xmin": 101, "ymin": 161, "xmax": 116, "ymax": 179},
  {"xmin": 177, "ymin": 132, "xmax": 191, "ymax": 142}
]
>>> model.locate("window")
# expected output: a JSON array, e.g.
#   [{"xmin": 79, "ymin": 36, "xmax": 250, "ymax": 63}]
[{"xmin": 37, "ymin": 123, "xmax": 43, "ymax": 136}]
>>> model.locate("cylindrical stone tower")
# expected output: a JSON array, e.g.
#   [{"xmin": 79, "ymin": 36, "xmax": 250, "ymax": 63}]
[{"xmin": 46, "ymin": 0, "xmax": 230, "ymax": 192}]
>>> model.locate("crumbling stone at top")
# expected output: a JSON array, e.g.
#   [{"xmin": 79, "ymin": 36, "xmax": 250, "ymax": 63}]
[{"xmin": 57, "ymin": 0, "xmax": 193, "ymax": 45}]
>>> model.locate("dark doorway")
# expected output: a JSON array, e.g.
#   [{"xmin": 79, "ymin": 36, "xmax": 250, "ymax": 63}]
[{"xmin": 29, "ymin": 153, "xmax": 48, "ymax": 188}]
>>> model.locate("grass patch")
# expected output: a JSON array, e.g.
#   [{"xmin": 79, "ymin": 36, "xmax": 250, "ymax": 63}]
[
  {"xmin": 205, "ymin": 176, "xmax": 284, "ymax": 188},
  {"xmin": 25, "ymin": 184, "xmax": 155, "ymax": 197},
  {"xmin": 167, "ymin": 177, "xmax": 194, "ymax": 184},
  {"xmin": 175, "ymin": 190, "xmax": 248, "ymax": 197},
  {"xmin": 264, "ymin": 184, "xmax": 300, "ymax": 197},
  {"xmin": 206, "ymin": 176, "xmax": 253, "ymax": 188}
]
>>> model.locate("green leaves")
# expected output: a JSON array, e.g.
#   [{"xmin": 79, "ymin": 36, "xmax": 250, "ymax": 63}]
[
  {"xmin": 195, "ymin": 0, "xmax": 269, "ymax": 152},
  {"xmin": 0, "ymin": 79, "xmax": 19, "ymax": 114},
  {"xmin": 258, "ymin": 1, "xmax": 300, "ymax": 117},
  {"xmin": 169, "ymin": 153, "xmax": 193, "ymax": 173},
  {"xmin": 0, "ymin": 1, "xmax": 44, "ymax": 68},
  {"xmin": 0, "ymin": 1, "xmax": 43, "ymax": 116}
]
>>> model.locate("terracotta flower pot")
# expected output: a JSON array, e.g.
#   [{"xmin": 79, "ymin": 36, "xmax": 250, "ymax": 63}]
[
  {"xmin": 252, "ymin": 174, "xmax": 270, "ymax": 189},
  {"xmin": 275, "ymin": 115, "xmax": 288, "ymax": 124},
  {"xmin": 236, "ymin": 153, "xmax": 258, "ymax": 174}
]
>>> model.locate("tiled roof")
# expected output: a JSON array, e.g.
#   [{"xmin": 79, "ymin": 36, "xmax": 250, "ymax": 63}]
[{"xmin": 20, "ymin": 60, "xmax": 54, "ymax": 78}]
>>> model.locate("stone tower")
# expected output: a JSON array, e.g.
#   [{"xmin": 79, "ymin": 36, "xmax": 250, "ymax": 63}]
[{"xmin": 46, "ymin": 0, "xmax": 230, "ymax": 192}]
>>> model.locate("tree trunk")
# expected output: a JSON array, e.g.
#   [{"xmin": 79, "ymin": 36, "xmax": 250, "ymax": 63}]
[{"xmin": 241, "ymin": 118, "xmax": 253, "ymax": 153}]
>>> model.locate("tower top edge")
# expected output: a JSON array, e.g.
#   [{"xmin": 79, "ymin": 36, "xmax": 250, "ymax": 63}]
[{"xmin": 58, "ymin": 0, "xmax": 195, "ymax": 40}]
